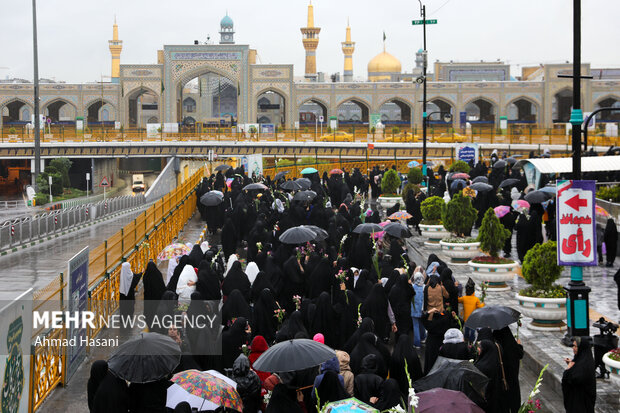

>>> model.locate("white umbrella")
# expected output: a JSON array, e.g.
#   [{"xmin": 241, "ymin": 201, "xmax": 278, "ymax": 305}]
[{"xmin": 166, "ymin": 370, "xmax": 237, "ymax": 410}]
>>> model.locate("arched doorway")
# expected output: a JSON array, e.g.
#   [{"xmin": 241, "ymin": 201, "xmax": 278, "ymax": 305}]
[
  {"xmin": 464, "ymin": 98, "xmax": 496, "ymax": 123},
  {"xmin": 553, "ymin": 89, "xmax": 572, "ymax": 123},
  {"xmin": 127, "ymin": 87, "xmax": 159, "ymax": 128},
  {"xmin": 256, "ymin": 90, "xmax": 285, "ymax": 125},
  {"xmin": 596, "ymin": 97, "xmax": 620, "ymax": 121},
  {"xmin": 44, "ymin": 99, "xmax": 76, "ymax": 124},
  {"xmin": 1, "ymin": 100, "xmax": 32, "ymax": 124},
  {"xmin": 507, "ymin": 98, "xmax": 537, "ymax": 123},
  {"xmin": 179, "ymin": 73, "xmax": 237, "ymax": 128},
  {"xmin": 299, "ymin": 99, "xmax": 327, "ymax": 124},
  {"xmin": 426, "ymin": 98, "xmax": 453, "ymax": 123},
  {"xmin": 378, "ymin": 99, "xmax": 411, "ymax": 125},
  {"xmin": 86, "ymin": 100, "xmax": 115, "ymax": 125},
  {"xmin": 337, "ymin": 99, "xmax": 369, "ymax": 124}
]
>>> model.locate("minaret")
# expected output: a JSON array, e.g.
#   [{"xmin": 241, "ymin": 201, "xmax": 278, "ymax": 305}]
[
  {"xmin": 300, "ymin": 1, "xmax": 320, "ymax": 81},
  {"xmin": 108, "ymin": 17, "xmax": 123, "ymax": 83},
  {"xmin": 341, "ymin": 18, "xmax": 355, "ymax": 82}
]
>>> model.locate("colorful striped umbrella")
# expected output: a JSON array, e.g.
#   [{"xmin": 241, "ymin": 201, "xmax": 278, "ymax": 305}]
[
  {"xmin": 388, "ymin": 211, "xmax": 413, "ymax": 220},
  {"xmin": 596, "ymin": 205, "xmax": 610, "ymax": 218},
  {"xmin": 511, "ymin": 200, "xmax": 530, "ymax": 211},
  {"xmin": 171, "ymin": 370, "xmax": 243, "ymax": 412},
  {"xmin": 494, "ymin": 205, "xmax": 511, "ymax": 219},
  {"xmin": 158, "ymin": 243, "xmax": 192, "ymax": 261}
]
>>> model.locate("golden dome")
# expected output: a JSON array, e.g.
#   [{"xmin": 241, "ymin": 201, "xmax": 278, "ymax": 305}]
[{"xmin": 367, "ymin": 51, "xmax": 402, "ymax": 74}]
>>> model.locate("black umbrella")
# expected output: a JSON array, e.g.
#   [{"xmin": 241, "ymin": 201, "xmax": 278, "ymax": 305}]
[
  {"xmin": 506, "ymin": 157, "xmax": 518, "ymax": 165},
  {"xmin": 108, "ymin": 332, "xmax": 181, "ymax": 383},
  {"xmin": 279, "ymin": 226, "xmax": 317, "ymax": 244},
  {"xmin": 280, "ymin": 180, "xmax": 303, "ymax": 191},
  {"xmin": 214, "ymin": 164, "xmax": 231, "ymax": 172},
  {"xmin": 252, "ymin": 339, "xmax": 336, "ymax": 372},
  {"xmin": 524, "ymin": 190, "xmax": 551, "ymax": 204},
  {"xmin": 274, "ymin": 171, "xmax": 289, "ymax": 181},
  {"xmin": 498, "ymin": 178, "xmax": 520, "ymax": 189},
  {"xmin": 492, "ymin": 160, "xmax": 507, "ymax": 169},
  {"xmin": 293, "ymin": 190, "xmax": 317, "ymax": 202},
  {"xmin": 302, "ymin": 225, "xmax": 329, "ymax": 241},
  {"xmin": 413, "ymin": 357, "xmax": 488, "ymax": 409},
  {"xmin": 464, "ymin": 305, "xmax": 521, "ymax": 330},
  {"xmin": 471, "ymin": 176, "xmax": 488, "ymax": 184},
  {"xmin": 294, "ymin": 178, "xmax": 312, "ymax": 190},
  {"xmin": 383, "ymin": 222, "xmax": 412, "ymax": 238},
  {"xmin": 470, "ymin": 182, "xmax": 493, "ymax": 193},
  {"xmin": 243, "ymin": 182, "xmax": 267, "ymax": 191},
  {"xmin": 353, "ymin": 223, "xmax": 384, "ymax": 234},
  {"xmin": 200, "ymin": 190, "xmax": 224, "ymax": 206},
  {"xmin": 450, "ymin": 179, "xmax": 467, "ymax": 190}
]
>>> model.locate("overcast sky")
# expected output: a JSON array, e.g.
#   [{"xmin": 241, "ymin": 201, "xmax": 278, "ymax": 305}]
[{"xmin": 1, "ymin": 0, "xmax": 619, "ymax": 83}]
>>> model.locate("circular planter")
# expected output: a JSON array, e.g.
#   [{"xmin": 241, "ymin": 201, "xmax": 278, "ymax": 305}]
[
  {"xmin": 377, "ymin": 196, "xmax": 403, "ymax": 211},
  {"xmin": 516, "ymin": 293, "xmax": 566, "ymax": 331},
  {"xmin": 468, "ymin": 259, "xmax": 519, "ymax": 291},
  {"xmin": 419, "ymin": 224, "xmax": 450, "ymax": 248},
  {"xmin": 603, "ymin": 352, "xmax": 620, "ymax": 385},
  {"xmin": 440, "ymin": 241, "xmax": 480, "ymax": 264}
]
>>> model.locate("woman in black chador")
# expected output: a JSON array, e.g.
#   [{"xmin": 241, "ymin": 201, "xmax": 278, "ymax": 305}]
[
  {"xmin": 562, "ymin": 337, "xmax": 596, "ymax": 413},
  {"xmin": 603, "ymin": 218, "xmax": 618, "ymax": 267}
]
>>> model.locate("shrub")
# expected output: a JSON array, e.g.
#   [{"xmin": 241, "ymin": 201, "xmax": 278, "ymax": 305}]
[
  {"xmin": 392, "ymin": 126, "xmax": 400, "ymax": 135},
  {"xmin": 49, "ymin": 158, "xmax": 72, "ymax": 188},
  {"xmin": 304, "ymin": 127, "xmax": 309, "ymax": 133},
  {"xmin": 327, "ymin": 126, "xmax": 332, "ymax": 133},
  {"xmin": 371, "ymin": 126, "xmax": 376, "ymax": 134},
  {"xmin": 596, "ymin": 185, "xmax": 620, "ymax": 202},
  {"xmin": 381, "ymin": 169, "xmax": 401, "ymax": 196},
  {"xmin": 448, "ymin": 160, "xmax": 471, "ymax": 174},
  {"xmin": 34, "ymin": 192, "xmax": 48, "ymax": 206},
  {"xmin": 401, "ymin": 183, "xmax": 421, "ymax": 202},
  {"xmin": 276, "ymin": 159, "xmax": 294, "ymax": 167},
  {"xmin": 442, "ymin": 192, "xmax": 477, "ymax": 237},
  {"xmin": 420, "ymin": 196, "xmax": 444, "ymax": 224},
  {"xmin": 407, "ymin": 167, "xmax": 423, "ymax": 185},
  {"xmin": 249, "ymin": 126, "xmax": 257, "ymax": 134},
  {"xmin": 299, "ymin": 156, "xmax": 316, "ymax": 165},
  {"xmin": 521, "ymin": 241, "xmax": 564, "ymax": 292},
  {"xmin": 9, "ymin": 127, "xmax": 17, "ymax": 134},
  {"xmin": 477, "ymin": 208, "xmax": 511, "ymax": 258}
]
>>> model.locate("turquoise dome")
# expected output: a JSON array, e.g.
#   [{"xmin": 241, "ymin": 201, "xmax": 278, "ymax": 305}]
[
  {"xmin": 221, "ymin": 15, "xmax": 234, "ymax": 28},
  {"xmin": 417, "ymin": 48, "xmax": 424, "ymax": 53}
]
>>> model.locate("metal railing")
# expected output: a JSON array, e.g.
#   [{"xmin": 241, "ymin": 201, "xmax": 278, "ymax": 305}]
[
  {"xmin": 0, "ymin": 200, "xmax": 23, "ymax": 209},
  {"xmin": 0, "ymin": 195, "xmax": 145, "ymax": 253},
  {"xmin": 28, "ymin": 167, "xmax": 204, "ymax": 412}
]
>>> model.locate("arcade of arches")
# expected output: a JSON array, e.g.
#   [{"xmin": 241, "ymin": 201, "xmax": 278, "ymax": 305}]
[{"xmin": 179, "ymin": 73, "xmax": 237, "ymax": 127}]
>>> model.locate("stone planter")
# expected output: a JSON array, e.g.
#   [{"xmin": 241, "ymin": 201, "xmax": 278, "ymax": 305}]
[
  {"xmin": 440, "ymin": 241, "xmax": 480, "ymax": 264},
  {"xmin": 7, "ymin": 134, "xmax": 18, "ymax": 141},
  {"xmin": 419, "ymin": 223, "xmax": 450, "ymax": 248},
  {"xmin": 377, "ymin": 196, "xmax": 402, "ymax": 211},
  {"xmin": 516, "ymin": 294, "xmax": 566, "ymax": 331},
  {"xmin": 602, "ymin": 352, "xmax": 620, "ymax": 385},
  {"xmin": 468, "ymin": 260, "xmax": 519, "ymax": 291}
]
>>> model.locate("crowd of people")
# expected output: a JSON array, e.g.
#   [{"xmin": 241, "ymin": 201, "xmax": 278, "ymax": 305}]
[{"xmin": 88, "ymin": 156, "xmax": 601, "ymax": 413}]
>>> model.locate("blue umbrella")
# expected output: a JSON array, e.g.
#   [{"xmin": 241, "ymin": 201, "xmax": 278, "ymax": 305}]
[
  {"xmin": 408, "ymin": 160, "xmax": 420, "ymax": 168},
  {"xmin": 450, "ymin": 179, "xmax": 467, "ymax": 190},
  {"xmin": 301, "ymin": 167, "xmax": 318, "ymax": 174}
]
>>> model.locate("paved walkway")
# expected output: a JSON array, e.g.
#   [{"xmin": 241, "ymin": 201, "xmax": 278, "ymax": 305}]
[
  {"xmin": 37, "ymin": 213, "xmax": 207, "ymax": 413},
  {"xmin": 406, "ymin": 236, "xmax": 620, "ymax": 413}
]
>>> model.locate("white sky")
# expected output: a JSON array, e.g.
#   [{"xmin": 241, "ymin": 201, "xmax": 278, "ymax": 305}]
[{"xmin": 1, "ymin": 0, "xmax": 619, "ymax": 83}]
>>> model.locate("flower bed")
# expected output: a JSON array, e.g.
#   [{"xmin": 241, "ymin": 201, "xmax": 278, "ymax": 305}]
[
  {"xmin": 607, "ymin": 348, "xmax": 620, "ymax": 362},
  {"xmin": 519, "ymin": 284, "xmax": 566, "ymax": 299},
  {"xmin": 470, "ymin": 255, "xmax": 515, "ymax": 265},
  {"xmin": 443, "ymin": 237, "xmax": 477, "ymax": 243}
]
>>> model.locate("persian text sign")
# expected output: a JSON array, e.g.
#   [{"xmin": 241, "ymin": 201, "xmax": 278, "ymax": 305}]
[
  {"xmin": 557, "ymin": 180, "xmax": 597, "ymax": 266},
  {"xmin": 170, "ymin": 52, "xmax": 241, "ymax": 61}
]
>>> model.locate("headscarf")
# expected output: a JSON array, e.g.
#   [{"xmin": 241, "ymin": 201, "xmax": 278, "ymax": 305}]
[
  {"xmin": 119, "ymin": 262, "xmax": 133, "ymax": 296},
  {"xmin": 343, "ymin": 317, "xmax": 375, "ymax": 354},
  {"xmin": 273, "ymin": 199, "xmax": 285, "ymax": 213},
  {"xmin": 253, "ymin": 288, "xmax": 279, "ymax": 343},
  {"xmin": 373, "ymin": 379, "xmax": 403, "ymax": 411},
  {"xmin": 200, "ymin": 241, "xmax": 210, "ymax": 254},
  {"xmin": 188, "ymin": 244, "xmax": 204, "ymax": 267},
  {"xmin": 413, "ymin": 272, "xmax": 425, "ymax": 286},
  {"xmin": 221, "ymin": 289, "xmax": 252, "ymax": 326},
  {"xmin": 443, "ymin": 328, "xmax": 465, "ymax": 344},
  {"xmin": 167, "ymin": 255, "xmax": 189, "ymax": 292},
  {"xmin": 389, "ymin": 335, "xmax": 423, "ymax": 396},
  {"xmin": 176, "ymin": 265, "xmax": 198, "ymax": 304},
  {"xmin": 224, "ymin": 254, "xmax": 238, "ymax": 277},
  {"xmin": 313, "ymin": 333, "xmax": 325, "ymax": 344},
  {"xmin": 173, "ymin": 402, "xmax": 192, "ymax": 413},
  {"xmin": 222, "ymin": 261, "xmax": 251, "ymax": 301},
  {"xmin": 245, "ymin": 262, "xmax": 260, "ymax": 285},
  {"xmin": 166, "ymin": 258, "xmax": 178, "ymax": 284}
]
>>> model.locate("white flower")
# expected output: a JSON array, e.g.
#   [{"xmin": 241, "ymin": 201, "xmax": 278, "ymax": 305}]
[
  {"xmin": 389, "ymin": 405, "xmax": 406, "ymax": 413},
  {"xmin": 263, "ymin": 390, "xmax": 272, "ymax": 404},
  {"xmin": 409, "ymin": 387, "xmax": 420, "ymax": 409}
]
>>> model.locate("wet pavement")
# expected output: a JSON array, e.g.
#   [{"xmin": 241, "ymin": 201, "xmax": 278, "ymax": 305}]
[{"xmin": 0, "ymin": 207, "xmax": 149, "ymax": 300}]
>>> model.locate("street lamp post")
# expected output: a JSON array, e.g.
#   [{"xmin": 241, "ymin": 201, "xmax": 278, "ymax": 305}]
[
  {"xmin": 417, "ymin": 1, "xmax": 428, "ymax": 178},
  {"xmin": 32, "ymin": 0, "xmax": 41, "ymax": 190}
]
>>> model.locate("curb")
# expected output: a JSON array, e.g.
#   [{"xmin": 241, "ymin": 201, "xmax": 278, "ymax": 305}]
[{"xmin": 0, "ymin": 204, "xmax": 148, "ymax": 257}]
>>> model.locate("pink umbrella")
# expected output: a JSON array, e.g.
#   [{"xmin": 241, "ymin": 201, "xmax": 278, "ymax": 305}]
[
  {"xmin": 371, "ymin": 231, "xmax": 385, "ymax": 239},
  {"xmin": 596, "ymin": 205, "xmax": 610, "ymax": 218},
  {"xmin": 511, "ymin": 200, "xmax": 530, "ymax": 210},
  {"xmin": 379, "ymin": 221, "xmax": 391, "ymax": 227},
  {"xmin": 494, "ymin": 205, "xmax": 511, "ymax": 219}
]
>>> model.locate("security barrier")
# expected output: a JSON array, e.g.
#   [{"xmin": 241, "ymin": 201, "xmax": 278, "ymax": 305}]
[{"xmin": 28, "ymin": 167, "xmax": 204, "ymax": 412}]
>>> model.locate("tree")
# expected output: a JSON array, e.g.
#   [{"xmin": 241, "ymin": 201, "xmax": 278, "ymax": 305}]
[
  {"xmin": 448, "ymin": 160, "xmax": 471, "ymax": 174},
  {"xmin": 477, "ymin": 208, "xmax": 510, "ymax": 257},
  {"xmin": 49, "ymin": 158, "xmax": 72, "ymax": 188},
  {"xmin": 522, "ymin": 241, "xmax": 563, "ymax": 291},
  {"xmin": 407, "ymin": 167, "xmax": 423, "ymax": 185},
  {"xmin": 381, "ymin": 169, "xmax": 401, "ymax": 195},
  {"xmin": 441, "ymin": 192, "xmax": 477, "ymax": 237},
  {"xmin": 420, "ymin": 196, "xmax": 444, "ymax": 223}
]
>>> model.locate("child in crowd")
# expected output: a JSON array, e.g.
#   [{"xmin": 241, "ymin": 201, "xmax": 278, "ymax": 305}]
[{"xmin": 458, "ymin": 278, "xmax": 484, "ymax": 343}]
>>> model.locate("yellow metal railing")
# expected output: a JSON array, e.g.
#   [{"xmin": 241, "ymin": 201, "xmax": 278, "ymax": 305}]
[{"xmin": 28, "ymin": 167, "xmax": 204, "ymax": 412}]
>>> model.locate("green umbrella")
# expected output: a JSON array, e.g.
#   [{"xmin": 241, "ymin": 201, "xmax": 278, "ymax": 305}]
[{"xmin": 301, "ymin": 167, "xmax": 318, "ymax": 174}]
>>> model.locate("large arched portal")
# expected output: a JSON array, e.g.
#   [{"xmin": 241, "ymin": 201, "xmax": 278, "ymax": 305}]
[
  {"xmin": 553, "ymin": 89, "xmax": 573, "ymax": 123},
  {"xmin": 179, "ymin": 73, "xmax": 237, "ymax": 127},
  {"xmin": 44, "ymin": 99, "xmax": 76, "ymax": 123},
  {"xmin": 337, "ymin": 99, "xmax": 369, "ymax": 124},
  {"xmin": 507, "ymin": 98, "xmax": 537, "ymax": 123},
  {"xmin": 378, "ymin": 99, "xmax": 412, "ymax": 125},
  {"xmin": 596, "ymin": 97, "xmax": 620, "ymax": 121},
  {"xmin": 426, "ymin": 98, "xmax": 453, "ymax": 123},
  {"xmin": 86, "ymin": 101, "xmax": 115, "ymax": 125},
  {"xmin": 299, "ymin": 99, "xmax": 327, "ymax": 124},
  {"xmin": 464, "ymin": 98, "xmax": 496, "ymax": 123},
  {"xmin": 1, "ymin": 100, "xmax": 32, "ymax": 124},
  {"xmin": 127, "ymin": 87, "xmax": 159, "ymax": 128},
  {"xmin": 256, "ymin": 90, "xmax": 286, "ymax": 125}
]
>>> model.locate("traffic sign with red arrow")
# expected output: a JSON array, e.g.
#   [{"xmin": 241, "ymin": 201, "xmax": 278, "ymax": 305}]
[
  {"xmin": 100, "ymin": 176, "xmax": 110, "ymax": 187},
  {"xmin": 565, "ymin": 194, "xmax": 588, "ymax": 211}
]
